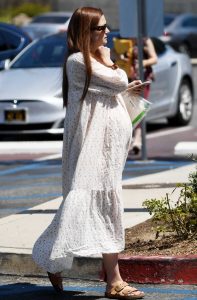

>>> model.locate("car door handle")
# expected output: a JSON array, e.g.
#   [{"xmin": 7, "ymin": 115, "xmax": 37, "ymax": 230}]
[{"xmin": 171, "ymin": 61, "xmax": 177, "ymax": 67}]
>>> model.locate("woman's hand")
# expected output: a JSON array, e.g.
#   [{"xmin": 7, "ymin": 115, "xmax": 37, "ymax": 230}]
[
  {"xmin": 126, "ymin": 80, "xmax": 145, "ymax": 96},
  {"xmin": 128, "ymin": 80, "xmax": 142, "ymax": 89}
]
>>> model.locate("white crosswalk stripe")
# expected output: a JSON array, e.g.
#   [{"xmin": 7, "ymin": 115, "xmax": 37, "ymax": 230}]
[
  {"xmin": 0, "ymin": 141, "xmax": 63, "ymax": 154},
  {"xmin": 174, "ymin": 142, "xmax": 197, "ymax": 156}
]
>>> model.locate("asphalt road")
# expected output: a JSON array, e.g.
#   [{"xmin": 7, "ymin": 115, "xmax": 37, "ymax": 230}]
[{"xmin": 0, "ymin": 276, "xmax": 197, "ymax": 300}]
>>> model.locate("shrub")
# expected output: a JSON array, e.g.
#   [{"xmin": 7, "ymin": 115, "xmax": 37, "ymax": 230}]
[
  {"xmin": 0, "ymin": 3, "xmax": 51, "ymax": 22},
  {"xmin": 143, "ymin": 163, "xmax": 197, "ymax": 239},
  {"xmin": 11, "ymin": 3, "xmax": 51, "ymax": 18}
]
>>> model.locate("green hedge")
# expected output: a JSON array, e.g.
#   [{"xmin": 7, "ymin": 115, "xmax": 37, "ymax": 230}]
[
  {"xmin": 0, "ymin": 3, "xmax": 51, "ymax": 23},
  {"xmin": 10, "ymin": 3, "xmax": 51, "ymax": 18}
]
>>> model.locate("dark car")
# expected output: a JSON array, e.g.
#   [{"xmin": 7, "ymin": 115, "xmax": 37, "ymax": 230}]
[
  {"xmin": 161, "ymin": 13, "xmax": 197, "ymax": 57},
  {"xmin": 0, "ymin": 22, "xmax": 31, "ymax": 64}
]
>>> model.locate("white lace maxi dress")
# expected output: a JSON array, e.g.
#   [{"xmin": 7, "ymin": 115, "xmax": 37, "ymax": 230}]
[{"xmin": 32, "ymin": 52, "xmax": 133, "ymax": 273}]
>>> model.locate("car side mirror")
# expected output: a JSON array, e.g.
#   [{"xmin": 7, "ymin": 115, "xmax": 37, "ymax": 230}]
[{"xmin": 0, "ymin": 59, "xmax": 11, "ymax": 71}]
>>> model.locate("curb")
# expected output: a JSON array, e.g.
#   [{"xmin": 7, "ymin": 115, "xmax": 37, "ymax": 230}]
[
  {"xmin": 1, "ymin": 252, "xmax": 197, "ymax": 285},
  {"xmin": 0, "ymin": 253, "xmax": 102, "ymax": 280},
  {"xmin": 118, "ymin": 255, "xmax": 197, "ymax": 285}
]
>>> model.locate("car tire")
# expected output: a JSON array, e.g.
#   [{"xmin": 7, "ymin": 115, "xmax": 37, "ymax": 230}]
[
  {"xmin": 168, "ymin": 79, "xmax": 193, "ymax": 126},
  {"xmin": 178, "ymin": 42, "xmax": 191, "ymax": 57}
]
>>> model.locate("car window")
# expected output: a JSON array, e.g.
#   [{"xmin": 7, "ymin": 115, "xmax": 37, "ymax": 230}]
[
  {"xmin": 0, "ymin": 28, "xmax": 21, "ymax": 50},
  {"xmin": 11, "ymin": 34, "xmax": 67, "ymax": 68},
  {"xmin": 182, "ymin": 17, "xmax": 197, "ymax": 27},
  {"xmin": 31, "ymin": 16, "xmax": 70, "ymax": 24},
  {"xmin": 0, "ymin": 31, "xmax": 7, "ymax": 51},
  {"xmin": 151, "ymin": 38, "xmax": 166, "ymax": 56},
  {"xmin": 164, "ymin": 15, "xmax": 175, "ymax": 26}
]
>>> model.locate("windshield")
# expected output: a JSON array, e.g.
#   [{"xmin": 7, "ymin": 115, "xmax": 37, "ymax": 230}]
[
  {"xmin": 11, "ymin": 34, "xmax": 67, "ymax": 69},
  {"xmin": 32, "ymin": 16, "xmax": 70, "ymax": 24}
]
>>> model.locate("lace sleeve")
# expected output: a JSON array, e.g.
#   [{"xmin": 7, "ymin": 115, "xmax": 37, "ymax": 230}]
[
  {"xmin": 67, "ymin": 53, "xmax": 128, "ymax": 97},
  {"xmin": 90, "ymin": 64, "xmax": 128, "ymax": 96}
]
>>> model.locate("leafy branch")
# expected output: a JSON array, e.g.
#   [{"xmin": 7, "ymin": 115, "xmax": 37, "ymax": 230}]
[{"xmin": 143, "ymin": 162, "xmax": 197, "ymax": 239}]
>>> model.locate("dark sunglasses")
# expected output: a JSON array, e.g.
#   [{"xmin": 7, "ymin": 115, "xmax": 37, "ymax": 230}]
[{"xmin": 91, "ymin": 24, "xmax": 108, "ymax": 31}]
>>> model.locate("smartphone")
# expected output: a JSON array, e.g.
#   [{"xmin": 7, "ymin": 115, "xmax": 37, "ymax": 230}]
[
  {"xmin": 136, "ymin": 81, "xmax": 151, "ymax": 87},
  {"xmin": 128, "ymin": 81, "xmax": 151, "ymax": 90}
]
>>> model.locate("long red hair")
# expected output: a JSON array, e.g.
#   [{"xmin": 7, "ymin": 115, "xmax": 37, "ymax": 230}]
[{"xmin": 62, "ymin": 7, "xmax": 103, "ymax": 107}]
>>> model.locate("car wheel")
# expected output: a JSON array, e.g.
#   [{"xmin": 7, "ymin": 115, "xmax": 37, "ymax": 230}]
[
  {"xmin": 178, "ymin": 43, "xmax": 191, "ymax": 56},
  {"xmin": 168, "ymin": 79, "xmax": 193, "ymax": 126}
]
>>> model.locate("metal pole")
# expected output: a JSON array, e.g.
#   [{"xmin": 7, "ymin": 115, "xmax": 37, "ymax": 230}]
[{"xmin": 137, "ymin": 0, "xmax": 147, "ymax": 161}]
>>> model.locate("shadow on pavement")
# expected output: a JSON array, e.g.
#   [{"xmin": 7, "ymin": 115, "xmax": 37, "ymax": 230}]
[{"xmin": 0, "ymin": 283, "xmax": 105, "ymax": 300}]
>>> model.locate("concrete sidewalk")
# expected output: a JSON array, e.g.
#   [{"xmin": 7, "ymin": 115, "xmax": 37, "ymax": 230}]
[{"xmin": 0, "ymin": 162, "xmax": 196, "ymax": 284}]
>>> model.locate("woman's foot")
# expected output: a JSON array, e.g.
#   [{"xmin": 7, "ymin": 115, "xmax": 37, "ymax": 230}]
[
  {"xmin": 131, "ymin": 127, "xmax": 142, "ymax": 155},
  {"xmin": 131, "ymin": 141, "xmax": 142, "ymax": 155},
  {"xmin": 47, "ymin": 272, "xmax": 63, "ymax": 293},
  {"xmin": 102, "ymin": 253, "xmax": 143, "ymax": 299},
  {"xmin": 105, "ymin": 281, "xmax": 144, "ymax": 299}
]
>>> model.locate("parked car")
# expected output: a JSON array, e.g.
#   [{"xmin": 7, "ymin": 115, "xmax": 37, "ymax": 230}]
[
  {"xmin": 22, "ymin": 11, "xmax": 72, "ymax": 40},
  {"xmin": 163, "ymin": 13, "xmax": 176, "ymax": 27},
  {"xmin": 0, "ymin": 32, "xmax": 194, "ymax": 135},
  {"xmin": 161, "ymin": 13, "xmax": 197, "ymax": 57},
  {"xmin": 0, "ymin": 22, "xmax": 31, "ymax": 64},
  {"xmin": 146, "ymin": 37, "xmax": 194, "ymax": 125}
]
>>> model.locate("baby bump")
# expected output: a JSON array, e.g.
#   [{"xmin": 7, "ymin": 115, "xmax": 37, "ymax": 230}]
[{"xmin": 106, "ymin": 100, "xmax": 132, "ymax": 153}]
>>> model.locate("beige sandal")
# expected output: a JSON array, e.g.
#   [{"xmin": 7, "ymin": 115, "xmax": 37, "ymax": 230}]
[{"xmin": 105, "ymin": 281, "xmax": 144, "ymax": 299}]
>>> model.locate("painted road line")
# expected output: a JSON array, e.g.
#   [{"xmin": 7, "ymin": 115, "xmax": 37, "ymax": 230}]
[
  {"xmin": 0, "ymin": 162, "xmax": 43, "ymax": 176},
  {"xmin": 174, "ymin": 142, "xmax": 197, "ymax": 156},
  {"xmin": 142, "ymin": 287, "xmax": 197, "ymax": 295},
  {"xmin": 0, "ymin": 182, "xmax": 61, "ymax": 191},
  {"xmin": 124, "ymin": 160, "xmax": 194, "ymax": 172},
  {"xmin": 0, "ymin": 141, "xmax": 62, "ymax": 154},
  {"xmin": 35, "ymin": 153, "xmax": 62, "ymax": 161},
  {"xmin": 0, "ymin": 160, "xmax": 61, "ymax": 176},
  {"xmin": 126, "ymin": 160, "xmax": 191, "ymax": 165},
  {"xmin": 0, "ymin": 172, "xmax": 61, "ymax": 182},
  {"xmin": 0, "ymin": 285, "xmax": 196, "ymax": 299},
  {"xmin": 0, "ymin": 284, "xmax": 196, "ymax": 299},
  {"xmin": 62, "ymin": 285, "xmax": 197, "ymax": 295},
  {"xmin": 0, "ymin": 160, "xmax": 192, "ymax": 181},
  {"xmin": 0, "ymin": 192, "xmax": 61, "ymax": 201},
  {"xmin": 147, "ymin": 126, "xmax": 192, "ymax": 139},
  {"xmin": 125, "ymin": 165, "xmax": 185, "ymax": 171}
]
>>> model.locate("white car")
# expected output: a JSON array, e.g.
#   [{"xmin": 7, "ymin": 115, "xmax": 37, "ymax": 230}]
[
  {"xmin": 147, "ymin": 37, "xmax": 194, "ymax": 125},
  {"xmin": 0, "ymin": 33, "xmax": 194, "ymax": 135},
  {"xmin": 22, "ymin": 11, "xmax": 72, "ymax": 40}
]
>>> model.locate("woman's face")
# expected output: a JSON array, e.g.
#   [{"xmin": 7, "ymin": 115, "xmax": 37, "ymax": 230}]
[{"xmin": 90, "ymin": 15, "xmax": 110, "ymax": 49}]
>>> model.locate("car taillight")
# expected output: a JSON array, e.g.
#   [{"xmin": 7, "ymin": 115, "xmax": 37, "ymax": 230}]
[
  {"xmin": 59, "ymin": 28, "xmax": 67, "ymax": 33},
  {"xmin": 164, "ymin": 31, "xmax": 172, "ymax": 36},
  {"xmin": 58, "ymin": 25, "xmax": 67, "ymax": 32}
]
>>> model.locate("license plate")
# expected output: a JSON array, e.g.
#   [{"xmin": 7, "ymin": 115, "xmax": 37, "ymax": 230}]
[{"xmin": 4, "ymin": 110, "xmax": 26, "ymax": 122}]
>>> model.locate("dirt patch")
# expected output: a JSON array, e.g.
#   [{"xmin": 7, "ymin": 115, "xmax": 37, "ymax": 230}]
[{"xmin": 123, "ymin": 218, "xmax": 197, "ymax": 256}]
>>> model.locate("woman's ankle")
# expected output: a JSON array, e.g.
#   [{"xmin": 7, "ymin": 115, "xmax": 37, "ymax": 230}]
[{"xmin": 106, "ymin": 278, "xmax": 123, "ymax": 291}]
